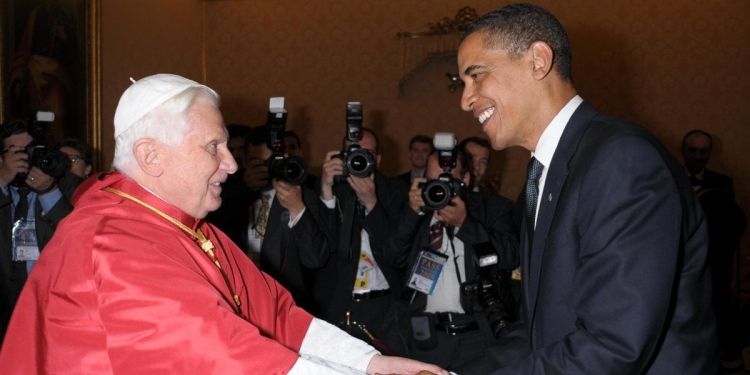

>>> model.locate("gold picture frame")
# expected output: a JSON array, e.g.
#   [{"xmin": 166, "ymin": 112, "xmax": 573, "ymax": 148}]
[{"xmin": 0, "ymin": 0, "xmax": 102, "ymax": 171}]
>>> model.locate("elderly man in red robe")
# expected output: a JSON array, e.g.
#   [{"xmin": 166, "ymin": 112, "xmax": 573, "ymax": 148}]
[{"xmin": 0, "ymin": 74, "xmax": 448, "ymax": 375}]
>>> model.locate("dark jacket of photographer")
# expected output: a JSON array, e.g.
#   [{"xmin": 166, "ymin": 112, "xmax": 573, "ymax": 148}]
[
  {"xmin": 206, "ymin": 181, "xmax": 329, "ymax": 313},
  {"xmin": 389, "ymin": 191, "xmax": 519, "ymax": 312},
  {"xmin": 312, "ymin": 171, "xmax": 409, "ymax": 325},
  {"xmin": 0, "ymin": 172, "xmax": 82, "ymax": 342}
]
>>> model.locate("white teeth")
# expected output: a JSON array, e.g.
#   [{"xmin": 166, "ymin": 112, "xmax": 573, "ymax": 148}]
[{"xmin": 478, "ymin": 107, "xmax": 495, "ymax": 124}]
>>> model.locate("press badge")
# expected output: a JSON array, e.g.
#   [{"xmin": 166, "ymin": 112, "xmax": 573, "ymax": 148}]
[
  {"xmin": 358, "ymin": 251, "xmax": 377, "ymax": 273},
  {"xmin": 12, "ymin": 220, "xmax": 40, "ymax": 261},
  {"xmin": 407, "ymin": 249, "xmax": 448, "ymax": 295}
]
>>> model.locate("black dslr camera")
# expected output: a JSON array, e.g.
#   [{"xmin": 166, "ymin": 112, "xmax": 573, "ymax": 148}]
[
  {"xmin": 460, "ymin": 242, "xmax": 515, "ymax": 338},
  {"xmin": 11, "ymin": 111, "xmax": 67, "ymax": 187},
  {"xmin": 334, "ymin": 102, "xmax": 375, "ymax": 184},
  {"xmin": 265, "ymin": 97, "xmax": 308, "ymax": 186},
  {"xmin": 419, "ymin": 132, "xmax": 466, "ymax": 211}
]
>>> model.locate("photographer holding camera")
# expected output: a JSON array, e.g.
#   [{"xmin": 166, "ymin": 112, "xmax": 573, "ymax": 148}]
[
  {"xmin": 206, "ymin": 99, "xmax": 328, "ymax": 314},
  {"xmin": 387, "ymin": 133, "xmax": 519, "ymax": 371},
  {"xmin": 314, "ymin": 103, "xmax": 409, "ymax": 345},
  {"xmin": 0, "ymin": 118, "xmax": 82, "ymax": 342}
]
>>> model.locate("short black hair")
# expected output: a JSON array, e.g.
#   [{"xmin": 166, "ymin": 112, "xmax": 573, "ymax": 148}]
[
  {"xmin": 458, "ymin": 136, "xmax": 491, "ymax": 152},
  {"xmin": 462, "ymin": 3, "xmax": 573, "ymax": 82},
  {"xmin": 226, "ymin": 123, "xmax": 252, "ymax": 140},
  {"xmin": 682, "ymin": 129, "xmax": 713, "ymax": 151},
  {"xmin": 429, "ymin": 148, "xmax": 469, "ymax": 176},
  {"xmin": 342, "ymin": 127, "xmax": 379, "ymax": 154},
  {"xmin": 56, "ymin": 138, "xmax": 92, "ymax": 165},
  {"xmin": 245, "ymin": 125, "xmax": 270, "ymax": 149},
  {"xmin": 284, "ymin": 130, "xmax": 302, "ymax": 149},
  {"xmin": 0, "ymin": 119, "xmax": 30, "ymax": 151},
  {"xmin": 409, "ymin": 134, "xmax": 433, "ymax": 150}
]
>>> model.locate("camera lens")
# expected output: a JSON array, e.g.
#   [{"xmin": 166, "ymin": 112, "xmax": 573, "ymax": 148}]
[
  {"xmin": 271, "ymin": 156, "xmax": 309, "ymax": 186},
  {"xmin": 421, "ymin": 180, "xmax": 452, "ymax": 210},
  {"xmin": 427, "ymin": 185, "xmax": 447, "ymax": 204},
  {"xmin": 32, "ymin": 147, "xmax": 67, "ymax": 178},
  {"xmin": 349, "ymin": 154, "xmax": 367, "ymax": 172},
  {"xmin": 346, "ymin": 149, "xmax": 373, "ymax": 178}
]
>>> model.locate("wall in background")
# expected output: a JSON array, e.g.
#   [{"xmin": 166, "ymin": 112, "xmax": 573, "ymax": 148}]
[{"xmin": 101, "ymin": 0, "xmax": 750, "ymax": 288}]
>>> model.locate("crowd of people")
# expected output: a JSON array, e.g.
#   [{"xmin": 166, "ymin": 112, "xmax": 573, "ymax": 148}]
[{"xmin": 0, "ymin": 3, "xmax": 745, "ymax": 374}]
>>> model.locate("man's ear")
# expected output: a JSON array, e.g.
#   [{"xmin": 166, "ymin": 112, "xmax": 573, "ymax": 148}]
[
  {"xmin": 376, "ymin": 154, "xmax": 382, "ymax": 169},
  {"xmin": 134, "ymin": 139, "xmax": 163, "ymax": 177},
  {"xmin": 529, "ymin": 41, "xmax": 554, "ymax": 81}
]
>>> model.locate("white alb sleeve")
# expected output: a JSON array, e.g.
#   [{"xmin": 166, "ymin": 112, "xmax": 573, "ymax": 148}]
[{"xmin": 288, "ymin": 318, "xmax": 379, "ymax": 375}]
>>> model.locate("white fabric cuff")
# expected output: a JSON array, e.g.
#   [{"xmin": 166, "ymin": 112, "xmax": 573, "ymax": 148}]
[
  {"xmin": 294, "ymin": 318, "xmax": 378, "ymax": 373},
  {"xmin": 321, "ymin": 196, "xmax": 337, "ymax": 209},
  {"xmin": 288, "ymin": 207, "xmax": 306, "ymax": 228}
]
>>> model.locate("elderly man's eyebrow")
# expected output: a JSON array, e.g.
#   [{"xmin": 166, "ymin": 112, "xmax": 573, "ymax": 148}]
[{"xmin": 463, "ymin": 64, "xmax": 485, "ymax": 76}]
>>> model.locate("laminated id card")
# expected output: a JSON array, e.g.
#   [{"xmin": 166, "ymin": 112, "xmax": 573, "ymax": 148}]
[
  {"xmin": 12, "ymin": 220, "xmax": 40, "ymax": 261},
  {"xmin": 407, "ymin": 249, "xmax": 448, "ymax": 295}
]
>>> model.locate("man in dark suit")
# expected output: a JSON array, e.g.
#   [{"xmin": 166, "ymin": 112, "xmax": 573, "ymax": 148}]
[
  {"xmin": 315, "ymin": 127, "xmax": 409, "ymax": 344},
  {"xmin": 206, "ymin": 125, "xmax": 328, "ymax": 313},
  {"xmin": 682, "ymin": 129, "xmax": 734, "ymax": 196},
  {"xmin": 389, "ymin": 146, "xmax": 518, "ymax": 370},
  {"xmin": 456, "ymin": 4, "xmax": 716, "ymax": 374},
  {"xmin": 682, "ymin": 129, "xmax": 747, "ymax": 374},
  {"xmin": 0, "ymin": 119, "xmax": 82, "ymax": 343},
  {"xmin": 398, "ymin": 135, "xmax": 433, "ymax": 186}
]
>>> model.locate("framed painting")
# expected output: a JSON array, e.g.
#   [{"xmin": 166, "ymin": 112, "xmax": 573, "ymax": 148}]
[{"xmin": 0, "ymin": 0, "xmax": 101, "ymax": 170}]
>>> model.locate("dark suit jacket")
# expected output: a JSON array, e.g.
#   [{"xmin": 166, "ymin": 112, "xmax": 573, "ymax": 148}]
[
  {"xmin": 0, "ymin": 172, "xmax": 82, "ymax": 342},
  {"xmin": 206, "ymin": 183, "xmax": 328, "ymax": 313},
  {"xmin": 487, "ymin": 101, "xmax": 717, "ymax": 374},
  {"xmin": 698, "ymin": 168, "xmax": 734, "ymax": 199},
  {"xmin": 313, "ymin": 172, "xmax": 409, "ymax": 324},
  {"xmin": 397, "ymin": 171, "xmax": 412, "ymax": 187},
  {"xmin": 390, "ymin": 191, "xmax": 519, "ymax": 309}
]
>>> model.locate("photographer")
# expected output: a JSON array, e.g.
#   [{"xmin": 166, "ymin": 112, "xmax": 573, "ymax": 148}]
[
  {"xmin": 206, "ymin": 124, "xmax": 328, "ymax": 314},
  {"xmin": 0, "ymin": 119, "xmax": 82, "ymax": 342},
  {"xmin": 315, "ymin": 123, "xmax": 409, "ymax": 344},
  {"xmin": 387, "ymin": 138, "xmax": 518, "ymax": 371}
]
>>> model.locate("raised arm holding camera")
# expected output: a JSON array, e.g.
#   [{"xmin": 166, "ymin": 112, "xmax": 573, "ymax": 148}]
[
  {"xmin": 314, "ymin": 103, "xmax": 410, "ymax": 348},
  {"xmin": 387, "ymin": 132, "xmax": 519, "ymax": 371},
  {"xmin": 0, "ymin": 117, "xmax": 82, "ymax": 342},
  {"xmin": 206, "ymin": 98, "xmax": 328, "ymax": 314}
]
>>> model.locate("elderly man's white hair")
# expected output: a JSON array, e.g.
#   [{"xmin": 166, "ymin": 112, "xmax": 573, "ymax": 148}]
[{"xmin": 112, "ymin": 87, "xmax": 219, "ymax": 176}]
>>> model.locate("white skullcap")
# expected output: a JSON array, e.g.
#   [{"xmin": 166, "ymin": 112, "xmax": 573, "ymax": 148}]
[{"xmin": 113, "ymin": 74, "xmax": 216, "ymax": 138}]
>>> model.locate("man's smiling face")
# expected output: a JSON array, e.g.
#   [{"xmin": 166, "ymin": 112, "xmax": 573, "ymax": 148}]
[{"xmin": 458, "ymin": 31, "xmax": 538, "ymax": 151}]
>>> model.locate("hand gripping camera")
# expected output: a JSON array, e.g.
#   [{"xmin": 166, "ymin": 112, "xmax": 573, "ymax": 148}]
[
  {"xmin": 460, "ymin": 242, "xmax": 515, "ymax": 338},
  {"xmin": 334, "ymin": 102, "xmax": 375, "ymax": 184},
  {"xmin": 265, "ymin": 97, "xmax": 308, "ymax": 186},
  {"xmin": 419, "ymin": 132, "xmax": 466, "ymax": 211},
  {"xmin": 11, "ymin": 111, "xmax": 67, "ymax": 187}
]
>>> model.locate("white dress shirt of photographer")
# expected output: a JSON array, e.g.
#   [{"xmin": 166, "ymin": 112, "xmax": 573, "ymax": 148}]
[{"xmin": 408, "ymin": 152, "xmax": 473, "ymax": 313}]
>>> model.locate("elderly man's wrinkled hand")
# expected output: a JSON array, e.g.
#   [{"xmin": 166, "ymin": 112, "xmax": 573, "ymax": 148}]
[{"xmin": 367, "ymin": 354, "xmax": 450, "ymax": 375}]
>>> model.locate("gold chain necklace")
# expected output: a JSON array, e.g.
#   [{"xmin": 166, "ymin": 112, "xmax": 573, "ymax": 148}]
[{"xmin": 103, "ymin": 187, "xmax": 242, "ymax": 310}]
